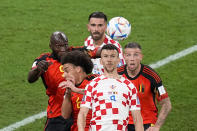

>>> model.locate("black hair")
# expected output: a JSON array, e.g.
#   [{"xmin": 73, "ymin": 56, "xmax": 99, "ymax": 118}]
[
  {"xmin": 88, "ymin": 11, "xmax": 107, "ymax": 22},
  {"xmin": 50, "ymin": 31, "xmax": 68, "ymax": 45},
  {"xmin": 61, "ymin": 50, "xmax": 93, "ymax": 74},
  {"xmin": 100, "ymin": 44, "xmax": 119, "ymax": 56},
  {"xmin": 124, "ymin": 42, "xmax": 142, "ymax": 49}
]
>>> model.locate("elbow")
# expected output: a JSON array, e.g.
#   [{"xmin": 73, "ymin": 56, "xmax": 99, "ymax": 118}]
[
  {"xmin": 27, "ymin": 78, "xmax": 33, "ymax": 83},
  {"xmin": 27, "ymin": 77, "xmax": 36, "ymax": 83},
  {"xmin": 61, "ymin": 113, "xmax": 70, "ymax": 119},
  {"xmin": 62, "ymin": 110, "xmax": 71, "ymax": 119},
  {"xmin": 27, "ymin": 72, "xmax": 38, "ymax": 83}
]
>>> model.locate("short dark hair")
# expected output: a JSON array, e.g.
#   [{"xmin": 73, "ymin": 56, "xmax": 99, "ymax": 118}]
[
  {"xmin": 50, "ymin": 31, "xmax": 68, "ymax": 45},
  {"xmin": 124, "ymin": 42, "xmax": 142, "ymax": 49},
  {"xmin": 88, "ymin": 11, "xmax": 107, "ymax": 22},
  {"xmin": 100, "ymin": 44, "xmax": 119, "ymax": 56},
  {"xmin": 61, "ymin": 50, "xmax": 93, "ymax": 74}
]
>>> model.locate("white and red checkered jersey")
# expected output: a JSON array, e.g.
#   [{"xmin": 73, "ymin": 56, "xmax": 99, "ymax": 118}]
[
  {"xmin": 81, "ymin": 75, "xmax": 140, "ymax": 131},
  {"xmin": 84, "ymin": 34, "xmax": 125, "ymax": 74}
]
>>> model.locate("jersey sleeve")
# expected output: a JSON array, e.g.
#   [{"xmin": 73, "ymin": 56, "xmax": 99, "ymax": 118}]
[
  {"xmin": 31, "ymin": 60, "xmax": 38, "ymax": 69},
  {"xmin": 129, "ymin": 84, "xmax": 141, "ymax": 111},
  {"xmin": 151, "ymin": 72, "xmax": 169, "ymax": 101},
  {"xmin": 31, "ymin": 53, "xmax": 50, "ymax": 69},
  {"xmin": 143, "ymin": 65, "xmax": 169, "ymax": 102},
  {"xmin": 80, "ymin": 82, "xmax": 94, "ymax": 109},
  {"xmin": 156, "ymin": 84, "xmax": 169, "ymax": 101}
]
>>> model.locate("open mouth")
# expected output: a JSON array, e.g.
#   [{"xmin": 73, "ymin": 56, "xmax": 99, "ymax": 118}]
[{"xmin": 128, "ymin": 63, "xmax": 135, "ymax": 68}]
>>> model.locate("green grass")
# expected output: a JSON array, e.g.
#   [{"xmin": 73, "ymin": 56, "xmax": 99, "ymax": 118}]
[
  {"xmin": 157, "ymin": 52, "xmax": 197, "ymax": 131},
  {"xmin": 0, "ymin": 0, "xmax": 196, "ymax": 130}
]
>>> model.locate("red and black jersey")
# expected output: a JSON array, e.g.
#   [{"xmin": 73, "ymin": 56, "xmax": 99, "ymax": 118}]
[
  {"xmin": 70, "ymin": 74, "xmax": 99, "ymax": 131},
  {"xmin": 118, "ymin": 64, "xmax": 169, "ymax": 124},
  {"xmin": 69, "ymin": 46, "xmax": 99, "ymax": 59},
  {"xmin": 31, "ymin": 53, "xmax": 66, "ymax": 118}
]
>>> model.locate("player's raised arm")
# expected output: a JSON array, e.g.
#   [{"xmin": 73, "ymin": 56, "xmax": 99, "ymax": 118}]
[
  {"xmin": 77, "ymin": 107, "xmax": 90, "ymax": 131},
  {"xmin": 28, "ymin": 60, "xmax": 52, "ymax": 83}
]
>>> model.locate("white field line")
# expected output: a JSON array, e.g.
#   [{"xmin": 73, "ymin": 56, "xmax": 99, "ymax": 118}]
[
  {"xmin": 149, "ymin": 45, "xmax": 197, "ymax": 69},
  {"xmin": 0, "ymin": 111, "xmax": 46, "ymax": 131},
  {"xmin": 1, "ymin": 44, "xmax": 197, "ymax": 131}
]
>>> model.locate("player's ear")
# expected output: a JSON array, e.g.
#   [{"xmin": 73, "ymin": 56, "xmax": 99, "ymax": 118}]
[
  {"xmin": 104, "ymin": 22, "xmax": 107, "ymax": 30},
  {"xmin": 76, "ymin": 66, "xmax": 81, "ymax": 73},
  {"xmin": 117, "ymin": 57, "xmax": 120, "ymax": 65},
  {"xmin": 87, "ymin": 24, "xmax": 90, "ymax": 31},
  {"xmin": 140, "ymin": 54, "xmax": 143, "ymax": 61},
  {"xmin": 49, "ymin": 42, "xmax": 52, "ymax": 49},
  {"xmin": 123, "ymin": 52, "xmax": 126, "ymax": 59},
  {"xmin": 100, "ymin": 58, "xmax": 103, "ymax": 65}
]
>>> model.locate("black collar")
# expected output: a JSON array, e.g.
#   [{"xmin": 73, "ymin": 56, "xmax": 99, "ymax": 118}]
[
  {"xmin": 124, "ymin": 64, "xmax": 144, "ymax": 80},
  {"xmin": 49, "ymin": 53, "xmax": 60, "ymax": 62}
]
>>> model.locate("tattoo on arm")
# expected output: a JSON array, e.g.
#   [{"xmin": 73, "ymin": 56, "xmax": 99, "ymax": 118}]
[{"xmin": 155, "ymin": 97, "xmax": 172, "ymax": 128}]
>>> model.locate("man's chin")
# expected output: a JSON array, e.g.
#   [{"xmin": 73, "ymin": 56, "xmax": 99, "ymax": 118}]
[
  {"xmin": 128, "ymin": 65, "xmax": 136, "ymax": 71},
  {"xmin": 58, "ymin": 52, "xmax": 67, "ymax": 57},
  {"xmin": 105, "ymin": 68, "xmax": 115, "ymax": 73},
  {"xmin": 92, "ymin": 35, "xmax": 102, "ymax": 41}
]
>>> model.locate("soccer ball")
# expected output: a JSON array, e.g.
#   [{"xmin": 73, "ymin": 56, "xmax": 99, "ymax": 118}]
[{"xmin": 107, "ymin": 16, "xmax": 131, "ymax": 41}]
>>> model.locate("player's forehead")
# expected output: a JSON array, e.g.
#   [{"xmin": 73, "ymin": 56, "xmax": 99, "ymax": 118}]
[
  {"xmin": 55, "ymin": 42, "xmax": 68, "ymax": 46},
  {"xmin": 101, "ymin": 49, "xmax": 118, "ymax": 55},
  {"xmin": 89, "ymin": 18, "xmax": 106, "ymax": 24},
  {"xmin": 63, "ymin": 63, "xmax": 74, "ymax": 70},
  {"xmin": 124, "ymin": 48, "xmax": 142, "ymax": 54}
]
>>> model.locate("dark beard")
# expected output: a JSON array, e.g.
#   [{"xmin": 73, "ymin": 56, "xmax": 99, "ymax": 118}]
[
  {"xmin": 91, "ymin": 32, "xmax": 104, "ymax": 41},
  {"xmin": 104, "ymin": 66, "xmax": 115, "ymax": 73}
]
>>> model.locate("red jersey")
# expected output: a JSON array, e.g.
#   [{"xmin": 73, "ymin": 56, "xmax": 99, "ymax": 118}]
[
  {"xmin": 70, "ymin": 74, "xmax": 99, "ymax": 131},
  {"xmin": 31, "ymin": 53, "xmax": 66, "ymax": 118},
  {"xmin": 118, "ymin": 64, "xmax": 169, "ymax": 124}
]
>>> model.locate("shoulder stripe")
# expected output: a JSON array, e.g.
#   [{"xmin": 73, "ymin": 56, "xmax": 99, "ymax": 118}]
[
  {"xmin": 117, "ymin": 65, "xmax": 126, "ymax": 74},
  {"xmin": 86, "ymin": 74, "xmax": 99, "ymax": 81},
  {"xmin": 36, "ymin": 53, "xmax": 51, "ymax": 61},
  {"xmin": 143, "ymin": 66, "xmax": 161, "ymax": 83}
]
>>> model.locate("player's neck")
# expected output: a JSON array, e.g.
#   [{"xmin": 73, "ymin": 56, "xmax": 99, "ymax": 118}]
[
  {"xmin": 75, "ymin": 72, "xmax": 88, "ymax": 85},
  {"xmin": 127, "ymin": 64, "xmax": 141, "ymax": 78},
  {"xmin": 93, "ymin": 35, "xmax": 105, "ymax": 47},
  {"xmin": 104, "ymin": 70, "xmax": 121, "ymax": 79}
]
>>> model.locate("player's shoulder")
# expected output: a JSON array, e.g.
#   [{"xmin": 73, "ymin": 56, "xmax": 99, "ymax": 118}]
[
  {"xmin": 36, "ymin": 53, "xmax": 51, "ymax": 60},
  {"xmin": 84, "ymin": 36, "xmax": 92, "ymax": 44},
  {"xmin": 142, "ymin": 64, "xmax": 159, "ymax": 75},
  {"xmin": 120, "ymin": 76, "xmax": 133, "ymax": 84},
  {"xmin": 88, "ymin": 74, "xmax": 108, "ymax": 84},
  {"xmin": 117, "ymin": 65, "xmax": 126, "ymax": 75},
  {"xmin": 119, "ymin": 76, "xmax": 135, "ymax": 90},
  {"xmin": 142, "ymin": 64, "xmax": 161, "ymax": 82},
  {"xmin": 105, "ymin": 35, "xmax": 120, "ymax": 45},
  {"xmin": 86, "ymin": 74, "xmax": 100, "ymax": 81}
]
